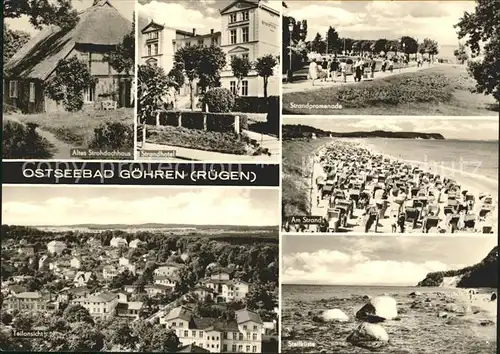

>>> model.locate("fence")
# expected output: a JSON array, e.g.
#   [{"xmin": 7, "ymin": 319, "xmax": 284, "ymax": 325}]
[{"xmin": 146, "ymin": 111, "xmax": 248, "ymax": 134}]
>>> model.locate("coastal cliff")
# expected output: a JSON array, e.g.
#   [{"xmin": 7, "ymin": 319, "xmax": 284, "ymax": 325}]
[
  {"xmin": 282, "ymin": 124, "xmax": 445, "ymax": 140},
  {"xmin": 417, "ymin": 246, "xmax": 498, "ymax": 288}
]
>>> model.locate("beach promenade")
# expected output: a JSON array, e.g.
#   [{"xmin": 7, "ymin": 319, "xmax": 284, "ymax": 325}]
[{"xmin": 282, "ymin": 63, "xmax": 434, "ymax": 94}]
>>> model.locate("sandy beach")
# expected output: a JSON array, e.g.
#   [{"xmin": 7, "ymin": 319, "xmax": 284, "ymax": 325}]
[
  {"xmin": 286, "ymin": 139, "xmax": 497, "ymax": 234},
  {"xmin": 282, "ymin": 285, "xmax": 497, "ymax": 353}
]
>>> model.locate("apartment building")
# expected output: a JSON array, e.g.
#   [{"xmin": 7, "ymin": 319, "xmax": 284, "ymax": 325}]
[
  {"xmin": 71, "ymin": 291, "xmax": 119, "ymax": 320},
  {"xmin": 219, "ymin": 0, "xmax": 280, "ymax": 97},
  {"xmin": 160, "ymin": 306, "xmax": 263, "ymax": 353},
  {"xmin": 4, "ymin": 292, "xmax": 55, "ymax": 312},
  {"xmin": 139, "ymin": 0, "xmax": 280, "ymax": 100}
]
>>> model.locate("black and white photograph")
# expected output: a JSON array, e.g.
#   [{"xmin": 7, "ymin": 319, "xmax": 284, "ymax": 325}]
[
  {"xmin": 281, "ymin": 0, "xmax": 499, "ymax": 116},
  {"xmin": 3, "ymin": 0, "xmax": 135, "ymax": 160},
  {"xmin": 0, "ymin": 185, "xmax": 279, "ymax": 352},
  {"xmin": 136, "ymin": 0, "xmax": 281, "ymax": 162},
  {"xmin": 281, "ymin": 117, "xmax": 498, "ymax": 234},
  {"xmin": 281, "ymin": 235, "xmax": 498, "ymax": 353}
]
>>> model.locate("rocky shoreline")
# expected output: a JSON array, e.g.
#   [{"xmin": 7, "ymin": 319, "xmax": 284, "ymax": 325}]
[{"xmin": 282, "ymin": 289, "xmax": 496, "ymax": 353}]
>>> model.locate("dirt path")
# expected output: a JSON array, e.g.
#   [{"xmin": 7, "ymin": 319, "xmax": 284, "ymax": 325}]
[
  {"xmin": 283, "ymin": 63, "xmax": 435, "ymax": 94},
  {"xmin": 5, "ymin": 114, "xmax": 74, "ymax": 159}
]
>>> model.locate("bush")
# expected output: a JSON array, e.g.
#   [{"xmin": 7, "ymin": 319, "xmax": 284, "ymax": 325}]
[
  {"xmin": 202, "ymin": 88, "xmax": 235, "ymax": 113},
  {"xmin": 3, "ymin": 121, "xmax": 54, "ymax": 159},
  {"xmin": 89, "ymin": 122, "xmax": 134, "ymax": 150}
]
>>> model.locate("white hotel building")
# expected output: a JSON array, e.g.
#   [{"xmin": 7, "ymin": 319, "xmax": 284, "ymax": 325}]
[{"xmin": 139, "ymin": 0, "xmax": 280, "ymax": 99}]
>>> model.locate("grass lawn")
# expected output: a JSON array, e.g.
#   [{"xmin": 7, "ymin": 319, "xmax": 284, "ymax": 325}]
[
  {"xmin": 10, "ymin": 108, "xmax": 134, "ymax": 147},
  {"xmin": 146, "ymin": 125, "xmax": 264, "ymax": 155},
  {"xmin": 282, "ymin": 138, "xmax": 330, "ymax": 217},
  {"xmin": 283, "ymin": 65, "xmax": 498, "ymax": 115}
]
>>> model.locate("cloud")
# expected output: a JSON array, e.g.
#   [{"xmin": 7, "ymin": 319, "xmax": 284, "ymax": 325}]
[
  {"xmin": 138, "ymin": 0, "xmax": 220, "ymax": 32},
  {"xmin": 287, "ymin": 1, "xmax": 475, "ymax": 45},
  {"xmin": 283, "ymin": 248, "xmax": 450, "ymax": 285},
  {"xmin": 2, "ymin": 188, "xmax": 278, "ymax": 226}
]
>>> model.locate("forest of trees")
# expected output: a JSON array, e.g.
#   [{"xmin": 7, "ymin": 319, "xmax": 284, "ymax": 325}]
[{"xmin": 1, "ymin": 225, "xmax": 278, "ymax": 351}]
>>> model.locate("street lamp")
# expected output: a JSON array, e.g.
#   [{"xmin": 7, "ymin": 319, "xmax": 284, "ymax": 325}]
[{"xmin": 288, "ymin": 19, "xmax": 294, "ymax": 82}]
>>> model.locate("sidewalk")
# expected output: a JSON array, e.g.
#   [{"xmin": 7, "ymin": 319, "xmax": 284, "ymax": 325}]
[
  {"xmin": 283, "ymin": 63, "xmax": 434, "ymax": 94},
  {"xmin": 138, "ymin": 142, "xmax": 279, "ymax": 162}
]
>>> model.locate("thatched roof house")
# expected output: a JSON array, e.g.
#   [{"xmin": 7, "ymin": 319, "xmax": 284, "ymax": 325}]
[{"xmin": 4, "ymin": 0, "xmax": 133, "ymax": 114}]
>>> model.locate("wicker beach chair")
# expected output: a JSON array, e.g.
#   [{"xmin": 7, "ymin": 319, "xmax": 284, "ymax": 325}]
[
  {"xmin": 464, "ymin": 214, "xmax": 476, "ymax": 230},
  {"xmin": 405, "ymin": 207, "xmax": 420, "ymax": 228},
  {"xmin": 423, "ymin": 216, "xmax": 439, "ymax": 232}
]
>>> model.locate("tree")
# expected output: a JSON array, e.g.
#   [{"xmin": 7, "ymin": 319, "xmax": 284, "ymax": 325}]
[
  {"xmin": 167, "ymin": 63, "xmax": 185, "ymax": 109},
  {"xmin": 231, "ymin": 56, "xmax": 252, "ymax": 96},
  {"xmin": 3, "ymin": 0, "xmax": 79, "ymax": 30},
  {"xmin": 104, "ymin": 12, "xmax": 135, "ymax": 75},
  {"xmin": 137, "ymin": 64, "xmax": 177, "ymax": 145},
  {"xmin": 374, "ymin": 39, "xmax": 388, "ymax": 54},
  {"xmin": 311, "ymin": 33, "xmax": 326, "ymax": 54},
  {"xmin": 109, "ymin": 269, "xmax": 138, "ymax": 289},
  {"xmin": 174, "ymin": 45, "xmax": 203, "ymax": 110},
  {"xmin": 45, "ymin": 56, "xmax": 96, "ymax": 112},
  {"xmin": 133, "ymin": 322, "xmax": 180, "ymax": 352},
  {"xmin": 197, "ymin": 45, "xmax": 226, "ymax": 94},
  {"xmin": 63, "ymin": 304, "xmax": 94, "ymax": 325},
  {"xmin": 13, "ymin": 312, "xmax": 34, "ymax": 331},
  {"xmin": 282, "ymin": 16, "xmax": 308, "ymax": 76},
  {"xmin": 421, "ymin": 38, "xmax": 439, "ymax": 60},
  {"xmin": 454, "ymin": 43, "xmax": 469, "ymax": 64},
  {"xmin": 255, "ymin": 55, "xmax": 278, "ymax": 98},
  {"xmin": 108, "ymin": 321, "xmax": 137, "ymax": 349},
  {"xmin": 326, "ymin": 26, "xmax": 341, "ymax": 54},
  {"xmin": 3, "ymin": 24, "xmax": 31, "ymax": 71},
  {"xmin": 455, "ymin": 0, "xmax": 500, "ymax": 100},
  {"xmin": 401, "ymin": 36, "xmax": 419, "ymax": 59},
  {"xmin": 67, "ymin": 322, "xmax": 105, "ymax": 352}
]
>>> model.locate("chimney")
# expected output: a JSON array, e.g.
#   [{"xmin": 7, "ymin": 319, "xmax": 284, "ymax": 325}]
[
  {"xmin": 211, "ymin": 29, "xmax": 214, "ymax": 34},
  {"xmin": 192, "ymin": 28, "xmax": 196, "ymax": 36}
]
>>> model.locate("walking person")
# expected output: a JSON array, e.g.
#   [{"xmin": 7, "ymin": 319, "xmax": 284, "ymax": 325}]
[
  {"xmin": 308, "ymin": 58, "xmax": 318, "ymax": 86},
  {"xmin": 340, "ymin": 60, "xmax": 347, "ymax": 83},
  {"xmin": 388, "ymin": 58, "xmax": 394, "ymax": 73},
  {"xmin": 370, "ymin": 56, "xmax": 376, "ymax": 79},
  {"xmin": 331, "ymin": 56, "xmax": 339, "ymax": 82},
  {"xmin": 354, "ymin": 57, "xmax": 363, "ymax": 82}
]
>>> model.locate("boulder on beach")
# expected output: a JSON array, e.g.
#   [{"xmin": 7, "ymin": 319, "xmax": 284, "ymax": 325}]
[
  {"xmin": 445, "ymin": 303, "xmax": 471, "ymax": 314},
  {"xmin": 437, "ymin": 311, "xmax": 448, "ymax": 318},
  {"xmin": 321, "ymin": 309, "xmax": 349, "ymax": 322},
  {"xmin": 346, "ymin": 323, "xmax": 389, "ymax": 350},
  {"xmin": 282, "ymin": 326, "xmax": 295, "ymax": 339},
  {"xmin": 409, "ymin": 291, "xmax": 421, "ymax": 297},
  {"xmin": 356, "ymin": 296, "xmax": 398, "ymax": 323},
  {"xmin": 362, "ymin": 295, "xmax": 371, "ymax": 301}
]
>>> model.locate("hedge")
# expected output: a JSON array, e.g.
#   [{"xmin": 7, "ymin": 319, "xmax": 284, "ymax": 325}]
[
  {"xmin": 181, "ymin": 111, "xmax": 205, "ymax": 130},
  {"xmin": 234, "ymin": 96, "xmax": 280, "ymax": 114},
  {"xmin": 148, "ymin": 111, "xmax": 248, "ymax": 133}
]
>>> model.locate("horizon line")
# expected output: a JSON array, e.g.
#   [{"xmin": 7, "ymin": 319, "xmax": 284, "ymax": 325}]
[{"xmin": 2, "ymin": 223, "xmax": 279, "ymax": 228}]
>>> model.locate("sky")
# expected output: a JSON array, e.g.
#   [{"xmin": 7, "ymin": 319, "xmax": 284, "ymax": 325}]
[
  {"xmin": 285, "ymin": 1, "xmax": 475, "ymax": 46},
  {"xmin": 282, "ymin": 235, "xmax": 498, "ymax": 286},
  {"xmin": 6, "ymin": 0, "xmax": 135, "ymax": 35},
  {"xmin": 138, "ymin": 0, "xmax": 280, "ymax": 33},
  {"xmin": 1, "ymin": 186, "xmax": 279, "ymax": 226},
  {"xmin": 283, "ymin": 117, "xmax": 499, "ymax": 141}
]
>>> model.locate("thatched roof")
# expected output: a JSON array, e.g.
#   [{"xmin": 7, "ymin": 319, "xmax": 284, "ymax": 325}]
[{"xmin": 5, "ymin": 0, "xmax": 131, "ymax": 80}]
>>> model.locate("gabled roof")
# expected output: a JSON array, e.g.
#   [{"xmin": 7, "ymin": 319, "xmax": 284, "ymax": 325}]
[
  {"xmin": 165, "ymin": 306, "xmax": 193, "ymax": 322},
  {"xmin": 5, "ymin": 0, "xmax": 131, "ymax": 81},
  {"xmin": 236, "ymin": 308, "xmax": 263, "ymax": 324},
  {"xmin": 220, "ymin": 0, "xmax": 280, "ymax": 16},
  {"xmin": 178, "ymin": 344, "xmax": 210, "ymax": 353}
]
